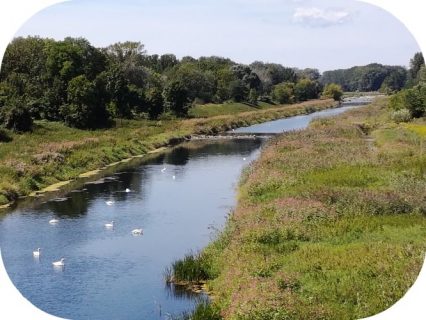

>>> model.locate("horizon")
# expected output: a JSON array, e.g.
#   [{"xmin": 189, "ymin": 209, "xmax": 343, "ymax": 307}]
[{"xmin": 14, "ymin": 0, "xmax": 421, "ymax": 72}]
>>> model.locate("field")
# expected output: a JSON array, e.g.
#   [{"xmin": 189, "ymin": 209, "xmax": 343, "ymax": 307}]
[
  {"xmin": 171, "ymin": 97, "xmax": 426, "ymax": 319},
  {"xmin": 0, "ymin": 99, "xmax": 336, "ymax": 207}
]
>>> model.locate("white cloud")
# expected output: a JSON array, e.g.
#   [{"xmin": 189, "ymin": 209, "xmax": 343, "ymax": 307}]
[{"xmin": 293, "ymin": 7, "xmax": 352, "ymax": 27}]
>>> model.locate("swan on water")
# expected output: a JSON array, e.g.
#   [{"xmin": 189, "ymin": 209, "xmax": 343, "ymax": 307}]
[
  {"xmin": 52, "ymin": 258, "xmax": 65, "ymax": 267},
  {"xmin": 161, "ymin": 167, "xmax": 166, "ymax": 173},
  {"xmin": 131, "ymin": 228, "xmax": 143, "ymax": 235},
  {"xmin": 125, "ymin": 188, "xmax": 131, "ymax": 193},
  {"xmin": 105, "ymin": 221, "xmax": 114, "ymax": 228},
  {"xmin": 49, "ymin": 219, "xmax": 59, "ymax": 225},
  {"xmin": 172, "ymin": 175, "xmax": 176, "ymax": 180},
  {"xmin": 105, "ymin": 200, "xmax": 115, "ymax": 206},
  {"xmin": 33, "ymin": 248, "xmax": 41, "ymax": 257},
  {"xmin": 243, "ymin": 157, "xmax": 246, "ymax": 161}
]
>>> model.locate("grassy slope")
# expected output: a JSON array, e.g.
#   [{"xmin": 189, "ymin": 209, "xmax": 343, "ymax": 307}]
[
  {"xmin": 0, "ymin": 99, "xmax": 335, "ymax": 206},
  {"xmin": 197, "ymin": 97, "xmax": 426, "ymax": 319}
]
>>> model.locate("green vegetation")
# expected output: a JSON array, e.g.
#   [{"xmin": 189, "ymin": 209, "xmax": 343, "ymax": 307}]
[
  {"xmin": 173, "ymin": 97, "xmax": 426, "ymax": 319},
  {"xmin": 188, "ymin": 101, "xmax": 279, "ymax": 118},
  {"xmin": 322, "ymin": 83, "xmax": 344, "ymax": 101},
  {"xmin": 0, "ymin": 99, "xmax": 335, "ymax": 206},
  {"xmin": 388, "ymin": 54, "xmax": 425, "ymax": 119},
  {"xmin": 173, "ymin": 302, "xmax": 222, "ymax": 320},
  {"xmin": 0, "ymin": 37, "xmax": 331, "ymax": 132},
  {"xmin": 321, "ymin": 63, "xmax": 409, "ymax": 92}
]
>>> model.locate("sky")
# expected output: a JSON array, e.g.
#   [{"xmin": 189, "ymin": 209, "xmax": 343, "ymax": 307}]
[{"xmin": 14, "ymin": 0, "xmax": 421, "ymax": 71}]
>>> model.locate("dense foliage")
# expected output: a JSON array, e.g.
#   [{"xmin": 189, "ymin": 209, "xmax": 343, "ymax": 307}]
[
  {"xmin": 321, "ymin": 63, "xmax": 408, "ymax": 92},
  {"xmin": 0, "ymin": 37, "xmax": 328, "ymax": 131},
  {"xmin": 389, "ymin": 52, "xmax": 426, "ymax": 119},
  {"xmin": 322, "ymin": 83, "xmax": 343, "ymax": 101}
]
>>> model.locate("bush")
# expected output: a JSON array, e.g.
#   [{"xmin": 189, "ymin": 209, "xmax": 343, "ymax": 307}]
[
  {"xmin": 322, "ymin": 83, "xmax": 343, "ymax": 101},
  {"xmin": 390, "ymin": 109, "xmax": 412, "ymax": 123},
  {"xmin": 405, "ymin": 84, "xmax": 426, "ymax": 118},
  {"xmin": 389, "ymin": 84, "xmax": 426, "ymax": 118},
  {"xmin": 272, "ymin": 82, "xmax": 294, "ymax": 104}
]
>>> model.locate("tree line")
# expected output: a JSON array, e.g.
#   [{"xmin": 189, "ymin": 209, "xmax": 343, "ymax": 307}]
[
  {"xmin": 320, "ymin": 63, "xmax": 410, "ymax": 93},
  {"xmin": 0, "ymin": 36, "xmax": 420, "ymax": 132}
]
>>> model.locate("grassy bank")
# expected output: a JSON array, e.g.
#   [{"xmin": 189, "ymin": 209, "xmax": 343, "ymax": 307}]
[
  {"xmin": 0, "ymin": 99, "xmax": 335, "ymax": 207},
  {"xmin": 188, "ymin": 101, "xmax": 281, "ymax": 118},
  {"xmin": 171, "ymin": 97, "xmax": 426, "ymax": 319}
]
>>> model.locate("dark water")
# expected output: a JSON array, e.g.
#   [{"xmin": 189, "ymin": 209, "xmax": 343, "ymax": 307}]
[{"xmin": 0, "ymin": 100, "xmax": 368, "ymax": 319}]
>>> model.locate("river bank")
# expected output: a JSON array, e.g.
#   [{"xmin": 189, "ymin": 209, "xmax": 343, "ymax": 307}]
[
  {"xmin": 173, "ymin": 97, "xmax": 426, "ymax": 319},
  {"xmin": 0, "ymin": 99, "xmax": 336, "ymax": 209}
]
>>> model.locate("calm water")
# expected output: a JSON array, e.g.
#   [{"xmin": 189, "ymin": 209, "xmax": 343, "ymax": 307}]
[
  {"xmin": 234, "ymin": 103, "xmax": 359, "ymax": 134},
  {"xmin": 0, "ymin": 100, "xmax": 368, "ymax": 319}
]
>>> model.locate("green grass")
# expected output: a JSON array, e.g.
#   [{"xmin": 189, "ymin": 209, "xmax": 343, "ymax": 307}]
[
  {"xmin": 166, "ymin": 252, "xmax": 212, "ymax": 284},
  {"xmin": 188, "ymin": 101, "xmax": 279, "ymax": 118},
  {"xmin": 187, "ymin": 97, "xmax": 426, "ymax": 319}
]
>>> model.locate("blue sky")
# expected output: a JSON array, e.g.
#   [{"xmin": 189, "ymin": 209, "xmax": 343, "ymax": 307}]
[{"xmin": 15, "ymin": 0, "xmax": 421, "ymax": 71}]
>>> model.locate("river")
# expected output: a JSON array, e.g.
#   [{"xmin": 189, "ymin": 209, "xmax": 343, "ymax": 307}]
[{"xmin": 0, "ymin": 98, "xmax": 371, "ymax": 319}]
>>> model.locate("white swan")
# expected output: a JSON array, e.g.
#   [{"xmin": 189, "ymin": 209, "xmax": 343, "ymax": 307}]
[
  {"xmin": 243, "ymin": 157, "xmax": 246, "ymax": 161},
  {"xmin": 125, "ymin": 188, "xmax": 131, "ymax": 193},
  {"xmin": 105, "ymin": 200, "xmax": 115, "ymax": 206},
  {"xmin": 52, "ymin": 258, "xmax": 65, "ymax": 267},
  {"xmin": 131, "ymin": 228, "xmax": 143, "ymax": 235},
  {"xmin": 172, "ymin": 175, "xmax": 176, "ymax": 180},
  {"xmin": 49, "ymin": 219, "xmax": 59, "ymax": 225},
  {"xmin": 161, "ymin": 167, "xmax": 166, "ymax": 173},
  {"xmin": 104, "ymin": 221, "xmax": 114, "ymax": 229},
  {"xmin": 33, "ymin": 248, "xmax": 41, "ymax": 257}
]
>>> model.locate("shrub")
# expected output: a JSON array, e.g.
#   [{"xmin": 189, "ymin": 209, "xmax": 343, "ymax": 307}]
[
  {"xmin": 272, "ymin": 82, "xmax": 294, "ymax": 104},
  {"xmin": 322, "ymin": 83, "xmax": 343, "ymax": 101},
  {"xmin": 390, "ymin": 109, "xmax": 412, "ymax": 123},
  {"xmin": 405, "ymin": 84, "xmax": 426, "ymax": 118}
]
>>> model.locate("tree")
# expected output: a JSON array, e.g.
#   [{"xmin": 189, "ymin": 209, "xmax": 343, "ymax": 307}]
[
  {"xmin": 322, "ymin": 83, "xmax": 343, "ymax": 101},
  {"xmin": 61, "ymin": 75, "xmax": 110, "ymax": 129},
  {"xmin": 162, "ymin": 80, "xmax": 189, "ymax": 116},
  {"xmin": 104, "ymin": 67, "xmax": 132, "ymax": 118},
  {"xmin": 169, "ymin": 63, "xmax": 216, "ymax": 103},
  {"xmin": 297, "ymin": 68, "xmax": 321, "ymax": 81},
  {"xmin": 146, "ymin": 86, "xmax": 165, "ymax": 119},
  {"xmin": 272, "ymin": 83, "xmax": 294, "ymax": 104},
  {"xmin": 294, "ymin": 79, "xmax": 320, "ymax": 101},
  {"xmin": 409, "ymin": 52, "xmax": 425, "ymax": 81},
  {"xmin": 248, "ymin": 89, "xmax": 259, "ymax": 105},
  {"xmin": 405, "ymin": 84, "xmax": 426, "ymax": 118},
  {"xmin": 104, "ymin": 41, "xmax": 146, "ymax": 65},
  {"xmin": 228, "ymin": 79, "xmax": 248, "ymax": 102}
]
